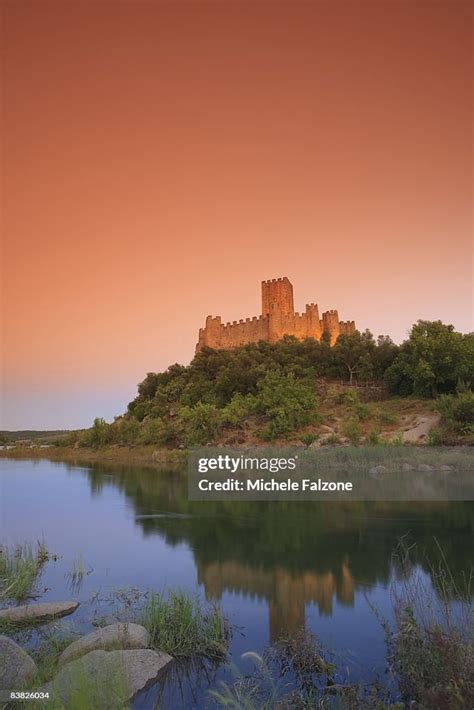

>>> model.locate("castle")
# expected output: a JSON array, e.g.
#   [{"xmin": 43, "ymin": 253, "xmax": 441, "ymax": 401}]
[{"xmin": 196, "ymin": 277, "xmax": 356, "ymax": 352}]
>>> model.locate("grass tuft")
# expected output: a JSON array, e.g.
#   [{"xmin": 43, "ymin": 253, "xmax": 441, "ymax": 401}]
[
  {"xmin": 140, "ymin": 589, "xmax": 228, "ymax": 659},
  {"xmin": 65, "ymin": 554, "xmax": 86, "ymax": 593},
  {"xmin": 375, "ymin": 539, "xmax": 474, "ymax": 709},
  {"xmin": 0, "ymin": 542, "xmax": 49, "ymax": 601}
]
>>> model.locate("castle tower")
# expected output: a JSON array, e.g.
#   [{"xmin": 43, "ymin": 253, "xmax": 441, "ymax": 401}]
[
  {"xmin": 201, "ymin": 315, "xmax": 222, "ymax": 349},
  {"xmin": 322, "ymin": 310, "xmax": 340, "ymax": 346},
  {"xmin": 268, "ymin": 302, "xmax": 284, "ymax": 343},
  {"xmin": 261, "ymin": 277, "xmax": 294, "ymax": 317},
  {"xmin": 305, "ymin": 303, "xmax": 322, "ymax": 340}
]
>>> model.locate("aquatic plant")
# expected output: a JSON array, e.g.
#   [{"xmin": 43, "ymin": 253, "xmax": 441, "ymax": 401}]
[
  {"xmin": 211, "ymin": 540, "xmax": 473, "ymax": 709},
  {"xmin": 209, "ymin": 643, "xmax": 398, "ymax": 709},
  {"xmin": 209, "ymin": 653, "xmax": 279, "ymax": 709},
  {"xmin": 379, "ymin": 540, "xmax": 474, "ymax": 708},
  {"xmin": 65, "ymin": 554, "xmax": 85, "ymax": 594},
  {"xmin": 0, "ymin": 542, "xmax": 49, "ymax": 600},
  {"xmin": 141, "ymin": 589, "xmax": 228, "ymax": 659}
]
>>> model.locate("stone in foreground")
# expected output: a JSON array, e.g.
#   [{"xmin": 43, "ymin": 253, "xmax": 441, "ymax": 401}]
[
  {"xmin": 58, "ymin": 623, "xmax": 149, "ymax": 666},
  {"xmin": 45, "ymin": 649, "xmax": 172, "ymax": 707},
  {"xmin": 0, "ymin": 601, "xmax": 79, "ymax": 625},
  {"xmin": 0, "ymin": 635, "xmax": 37, "ymax": 689}
]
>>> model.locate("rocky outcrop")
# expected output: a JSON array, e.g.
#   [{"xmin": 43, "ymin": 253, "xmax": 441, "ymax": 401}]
[
  {"xmin": 0, "ymin": 636, "xmax": 37, "ymax": 689},
  {"xmin": 44, "ymin": 649, "xmax": 173, "ymax": 707},
  {"xmin": 0, "ymin": 601, "xmax": 79, "ymax": 625},
  {"xmin": 58, "ymin": 623, "xmax": 149, "ymax": 666}
]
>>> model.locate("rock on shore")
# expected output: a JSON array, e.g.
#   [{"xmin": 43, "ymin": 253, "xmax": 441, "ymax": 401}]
[
  {"xmin": 0, "ymin": 636, "xmax": 37, "ymax": 689},
  {"xmin": 44, "ymin": 648, "xmax": 173, "ymax": 707},
  {"xmin": 58, "ymin": 623, "xmax": 149, "ymax": 666},
  {"xmin": 0, "ymin": 601, "xmax": 79, "ymax": 625}
]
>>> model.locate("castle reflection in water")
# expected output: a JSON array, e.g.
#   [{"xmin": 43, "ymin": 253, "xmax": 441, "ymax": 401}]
[
  {"xmin": 80, "ymin": 462, "xmax": 473, "ymax": 643},
  {"xmin": 197, "ymin": 558, "xmax": 354, "ymax": 641}
]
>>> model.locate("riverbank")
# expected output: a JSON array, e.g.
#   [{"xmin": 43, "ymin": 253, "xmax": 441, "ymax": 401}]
[
  {"xmin": 0, "ymin": 445, "xmax": 186, "ymax": 470},
  {"xmin": 1, "ymin": 441, "xmax": 472, "ymax": 477}
]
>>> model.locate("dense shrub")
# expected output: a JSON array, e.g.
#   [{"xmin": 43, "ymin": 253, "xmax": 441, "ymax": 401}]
[
  {"xmin": 80, "ymin": 418, "xmax": 113, "ymax": 448},
  {"xmin": 437, "ymin": 392, "xmax": 474, "ymax": 433},
  {"xmin": 141, "ymin": 589, "xmax": 227, "ymax": 659},
  {"xmin": 255, "ymin": 370, "xmax": 318, "ymax": 440},
  {"xmin": 342, "ymin": 417, "xmax": 362, "ymax": 446},
  {"xmin": 127, "ymin": 333, "xmax": 401, "ymax": 422},
  {"xmin": 138, "ymin": 418, "xmax": 175, "ymax": 446},
  {"xmin": 177, "ymin": 403, "xmax": 223, "ymax": 445},
  {"xmin": 385, "ymin": 322, "xmax": 473, "ymax": 398},
  {"xmin": 221, "ymin": 393, "xmax": 257, "ymax": 427}
]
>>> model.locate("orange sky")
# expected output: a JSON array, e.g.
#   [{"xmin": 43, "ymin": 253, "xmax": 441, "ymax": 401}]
[{"xmin": 1, "ymin": 0, "xmax": 472, "ymax": 428}]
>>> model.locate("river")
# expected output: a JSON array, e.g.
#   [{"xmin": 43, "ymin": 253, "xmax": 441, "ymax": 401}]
[{"xmin": 1, "ymin": 458, "xmax": 472, "ymax": 707}]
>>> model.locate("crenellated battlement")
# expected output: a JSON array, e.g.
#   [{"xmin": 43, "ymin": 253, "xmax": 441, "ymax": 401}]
[
  {"xmin": 196, "ymin": 278, "xmax": 356, "ymax": 352},
  {"xmin": 261, "ymin": 277, "xmax": 291, "ymax": 285}
]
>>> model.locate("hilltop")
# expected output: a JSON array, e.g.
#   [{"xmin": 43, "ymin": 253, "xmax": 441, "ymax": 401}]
[
  {"xmin": 63, "ymin": 321, "xmax": 474, "ymax": 451},
  {"xmin": 2, "ymin": 321, "xmax": 472, "ymax": 460}
]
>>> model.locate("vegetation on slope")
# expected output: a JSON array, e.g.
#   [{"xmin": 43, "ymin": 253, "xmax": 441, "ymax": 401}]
[{"xmin": 41, "ymin": 321, "xmax": 474, "ymax": 448}]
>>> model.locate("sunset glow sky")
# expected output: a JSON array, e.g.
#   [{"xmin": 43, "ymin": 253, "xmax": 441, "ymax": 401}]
[{"xmin": 2, "ymin": 0, "xmax": 472, "ymax": 429}]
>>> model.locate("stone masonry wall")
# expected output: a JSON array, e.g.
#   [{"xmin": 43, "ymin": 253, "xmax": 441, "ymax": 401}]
[{"xmin": 196, "ymin": 278, "xmax": 356, "ymax": 352}]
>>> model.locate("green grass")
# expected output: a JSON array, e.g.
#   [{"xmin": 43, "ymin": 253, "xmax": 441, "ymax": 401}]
[
  {"xmin": 378, "ymin": 540, "xmax": 474, "ymax": 709},
  {"xmin": 297, "ymin": 443, "xmax": 473, "ymax": 472},
  {"xmin": 0, "ymin": 542, "xmax": 49, "ymax": 601},
  {"xmin": 65, "ymin": 554, "xmax": 85, "ymax": 594},
  {"xmin": 209, "ymin": 652, "xmax": 280, "ymax": 709},
  {"xmin": 34, "ymin": 650, "xmax": 130, "ymax": 710},
  {"xmin": 140, "ymin": 589, "xmax": 228, "ymax": 659},
  {"xmin": 209, "ymin": 645, "xmax": 399, "ymax": 709},
  {"xmin": 29, "ymin": 629, "xmax": 79, "ymax": 684},
  {"xmin": 342, "ymin": 416, "xmax": 362, "ymax": 446}
]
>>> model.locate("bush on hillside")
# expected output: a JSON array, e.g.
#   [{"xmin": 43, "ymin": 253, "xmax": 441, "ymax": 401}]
[{"xmin": 437, "ymin": 392, "xmax": 474, "ymax": 434}]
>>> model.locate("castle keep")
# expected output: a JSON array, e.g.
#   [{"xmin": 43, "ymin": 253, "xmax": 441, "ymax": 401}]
[{"xmin": 196, "ymin": 277, "xmax": 355, "ymax": 352}]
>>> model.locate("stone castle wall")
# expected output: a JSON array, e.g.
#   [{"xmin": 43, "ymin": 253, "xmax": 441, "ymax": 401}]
[{"xmin": 196, "ymin": 277, "xmax": 356, "ymax": 352}]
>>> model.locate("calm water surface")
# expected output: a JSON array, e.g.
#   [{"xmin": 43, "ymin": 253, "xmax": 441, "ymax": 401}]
[{"xmin": 1, "ymin": 458, "xmax": 473, "ymax": 708}]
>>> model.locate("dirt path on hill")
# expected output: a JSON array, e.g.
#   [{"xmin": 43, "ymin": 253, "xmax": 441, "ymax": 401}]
[{"xmin": 402, "ymin": 413, "xmax": 441, "ymax": 443}]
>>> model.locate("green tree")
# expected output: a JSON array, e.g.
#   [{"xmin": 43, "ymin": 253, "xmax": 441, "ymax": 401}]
[
  {"xmin": 358, "ymin": 353, "xmax": 375, "ymax": 384},
  {"xmin": 138, "ymin": 418, "xmax": 176, "ymax": 445},
  {"xmin": 85, "ymin": 417, "xmax": 112, "ymax": 448},
  {"xmin": 333, "ymin": 330, "xmax": 375, "ymax": 385},
  {"xmin": 255, "ymin": 370, "xmax": 317, "ymax": 439},
  {"xmin": 178, "ymin": 403, "xmax": 223, "ymax": 445},
  {"xmin": 116, "ymin": 417, "xmax": 140, "ymax": 445},
  {"xmin": 221, "ymin": 393, "xmax": 257, "ymax": 427},
  {"xmin": 373, "ymin": 335, "xmax": 399, "ymax": 378},
  {"xmin": 385, "ymin": 321, "xmax": 470, "ymax": 397}
]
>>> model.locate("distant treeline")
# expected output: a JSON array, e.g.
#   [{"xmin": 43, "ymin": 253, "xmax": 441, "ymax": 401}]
[{"xmin": 0, "ymin": 430, "xmax": 72, "ymax": 444}]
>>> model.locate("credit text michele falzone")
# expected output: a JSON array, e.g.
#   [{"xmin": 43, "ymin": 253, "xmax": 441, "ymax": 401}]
[{"xmin": 196, "ymin": 456, "xmax": 353, "ymax": 493}]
